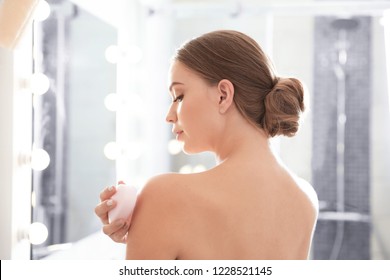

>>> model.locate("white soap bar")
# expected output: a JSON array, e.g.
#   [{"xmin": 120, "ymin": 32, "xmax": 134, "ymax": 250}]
[{"xmin": 108, "ymin": 184, "xmax": 138, "ymax": 223}]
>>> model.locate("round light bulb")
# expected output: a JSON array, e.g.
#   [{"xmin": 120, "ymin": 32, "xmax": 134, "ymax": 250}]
[
  {"xmin": 28, "ymin": 222, "xmax": 49, "ymax": 245},
  {"xmin": 168, "ymin": 139, "xmax": 182, "ymax": 155},
  {"xmin": 34, "ymin": 0, "xmax": 51, "ymax": 22},
  {"xmin": 179, "ymin": 165, "xmax": 193, "ymax": 174},
  {"xmin": 104, "ymin": 93, "xmax": 120, "ymax": 111},
  {"xmin": 104, "ymin": 142, "xmax": 120, "ymax": 160},
  {"xmin": 193, "ymin": 164, "xmax": 206, "ymax": 173},
  {"xmin": 31, "ymin": 148, "xmax": 50, "ymax": 171},
  {"xmin": 31, "ymin": 73, "xmax": 50, "ymax": 95}
]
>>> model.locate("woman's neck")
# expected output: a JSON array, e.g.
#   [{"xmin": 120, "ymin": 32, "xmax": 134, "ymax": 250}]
[{"xmin": 213, "ymin": 117, "xmax": 274, "ymax": 165}]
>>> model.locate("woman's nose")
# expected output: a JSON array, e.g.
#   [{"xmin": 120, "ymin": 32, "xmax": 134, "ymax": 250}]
[{"xmin": 165, "ymin": 105, "xmax": 177, "ymax": 123}]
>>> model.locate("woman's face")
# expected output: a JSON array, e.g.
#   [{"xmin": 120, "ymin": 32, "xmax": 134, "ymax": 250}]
[{"xmin": 166, "ymin": 61, "xmax": 222, "ymax": 154}]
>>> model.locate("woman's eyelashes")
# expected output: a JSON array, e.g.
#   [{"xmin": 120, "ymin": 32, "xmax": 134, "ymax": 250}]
[{"xmin": 173, "ymin": 94, "xmax": 184, "ymax": 103}]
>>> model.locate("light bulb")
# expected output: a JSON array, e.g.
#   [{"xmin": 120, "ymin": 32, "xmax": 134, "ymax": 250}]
[
  {"xmin": 30, "ymin": 73, "xmax": 50, "ymax": 95},
  {"xmin": 193, "ymin": 164, "xmax": 206, "ymax": 173},
  {"xmin": 34, "ymin": 0, "xmax": 51, "ymax": 22},
  {"xmin": 104, "ymin": 93, "xmax": 120, "ymax": 111},
  {"xmin": 31, "ymin": 148, "xmax": 50, "ymax": 171},
  {"xmin": 168, "ymin": 139, "xmax": 182, "ymax": 155},
  {"xmin": 104, "ymin": 142, "xmax": 120, "ymax": 160},
  {"xmin": 179, "ymin": 165, "xmax": 192, "ymax": 174},
  {"xmin": 28, "ymin": 222, "xmax": 49, "ymax": 245}
]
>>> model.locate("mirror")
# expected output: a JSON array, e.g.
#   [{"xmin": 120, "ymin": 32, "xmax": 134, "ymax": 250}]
[{"xmin": 31, "ymin": 0, "xmax": 117, "ymax": 258}]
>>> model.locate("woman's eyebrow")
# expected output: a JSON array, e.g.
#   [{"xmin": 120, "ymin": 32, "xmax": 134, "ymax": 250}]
[{"xmin": 169, "ymin": 82, "xmax": 184, "ymax": 92}]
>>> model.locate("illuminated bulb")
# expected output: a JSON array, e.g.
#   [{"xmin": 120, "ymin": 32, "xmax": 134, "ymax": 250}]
[
  {"xmin": 193, "ymin": 164, "xmax": 206, "ymax": 173},
  {"xmin": 104, "ymin": 93, "xmax": 120, "ymax": 111},
  {"xmin": 31, "ymin": 148, "xmax": 50, "ymax": 171},
  {"xmin": 168, "ymin": 139, "xmax": 182, "ymax": 155},
  {"xmin": 105, "ymin": 45, "xmax": 121, "ymax": 64},
  {"xmin": 179, "ymin": 165, "xmax": 192, "ymax": 174},
  {"xmin": 34, "ymin": 0, "xmax": 51, "ymax": 22},
  {"xmin": 30, "ymin": 73, "xmax": 50, "ymax": 95},
  {"xmin": 104, "ymin": 142, "xmax": 120, "ymax": 160},
  {"xmin": 28, "ymin": 222, "xmax": 49, "ymax": 245}
]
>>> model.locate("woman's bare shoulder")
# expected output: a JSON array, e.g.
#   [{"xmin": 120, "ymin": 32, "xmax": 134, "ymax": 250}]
[
  {"xmin": 293, "ymin": 176, "xmax": 319, "ymax": 214},
  {"xmin": 134, "ymin": 173, "xmax": 188, "ymax": 216},
  {"xmin": 139, "ymin": 172, "xmax": 196, "ymax": 200}
]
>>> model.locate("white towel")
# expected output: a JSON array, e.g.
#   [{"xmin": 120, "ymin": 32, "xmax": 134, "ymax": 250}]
[{"xmin": 0, "ymin": 0, "xmax": 39, "ymax": 49}]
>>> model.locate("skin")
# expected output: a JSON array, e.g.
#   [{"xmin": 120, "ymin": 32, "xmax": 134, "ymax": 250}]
[{"xmin": 95, "ymin": 61, "xmax": 318, "ymax": 259}]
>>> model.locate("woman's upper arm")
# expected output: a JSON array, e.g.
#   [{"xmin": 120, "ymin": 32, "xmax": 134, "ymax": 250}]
[{"xmin": 125, "ymin": 175, "xmax": 182, "ymax": 260}]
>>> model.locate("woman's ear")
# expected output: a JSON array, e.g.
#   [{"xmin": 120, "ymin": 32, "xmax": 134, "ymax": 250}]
[{"xmin": 217, "ymin": 79, "xmax": 235, "ymax": 114}]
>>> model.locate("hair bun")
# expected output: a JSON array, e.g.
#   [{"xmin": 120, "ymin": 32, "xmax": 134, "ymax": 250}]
[{"xmin": 262, "ymin": 77, "xmax": 305, "ymax": 137}]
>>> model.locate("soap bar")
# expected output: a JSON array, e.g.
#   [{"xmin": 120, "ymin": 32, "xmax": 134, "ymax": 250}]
[{"xmin": 108, "ymin": 184, "xmax": 138, "ymax": 223}]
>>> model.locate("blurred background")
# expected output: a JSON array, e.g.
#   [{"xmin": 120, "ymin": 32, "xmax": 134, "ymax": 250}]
[{"xmin": 1, "ymin": 0, "xmax": 390, "ymax": 260}]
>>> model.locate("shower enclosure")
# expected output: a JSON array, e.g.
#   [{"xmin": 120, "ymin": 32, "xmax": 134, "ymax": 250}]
[{"xmin": 312, "ymin": 16, "xmax": 372, "ymax": 259}]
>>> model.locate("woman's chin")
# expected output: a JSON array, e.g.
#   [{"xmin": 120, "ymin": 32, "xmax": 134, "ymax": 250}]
[{"xmin": 181, "ymin": 144, "xmax": 203, "ymax": 155}]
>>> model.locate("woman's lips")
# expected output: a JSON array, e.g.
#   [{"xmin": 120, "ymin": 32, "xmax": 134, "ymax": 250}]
[{"xmin": 175, "ymin": 130, "xmax": 183, "ymax": 140}]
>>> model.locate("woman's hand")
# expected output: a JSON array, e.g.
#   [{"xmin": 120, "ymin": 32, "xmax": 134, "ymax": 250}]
[{"xmin": 95, "ymin": 184, "xmax": 130, "ymax": 244}]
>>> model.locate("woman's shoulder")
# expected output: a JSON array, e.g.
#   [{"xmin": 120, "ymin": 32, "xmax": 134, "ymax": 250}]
[
  {"xmin": 137, "ymin": 172, "xmax": 205, "ymax": 209},
  {"xmin": 141, "ymin": 172, "xmax": 195, "ymax": 193},
  {"xmin": 293, "ymin": 176, "xmax": 319, "ymax": 215},
  {"xmin": 137, "ymin": 173, "xmax": 180, "ymax": 207}
]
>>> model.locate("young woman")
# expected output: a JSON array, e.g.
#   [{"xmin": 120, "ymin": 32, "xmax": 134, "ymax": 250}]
[{"xmin": 95, "ymin": 30, "xmax": 318, "ymax": 259}]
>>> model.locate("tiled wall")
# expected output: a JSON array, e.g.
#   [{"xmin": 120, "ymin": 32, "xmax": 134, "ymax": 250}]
[{"xmin": 311, "ymin": 16, "xmax": 371, "ymax": 259}]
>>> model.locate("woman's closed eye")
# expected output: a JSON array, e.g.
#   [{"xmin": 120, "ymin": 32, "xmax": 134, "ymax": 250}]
[{"xmin": 173, "ymin": 94, "xmax": 184, "ymax": 103}]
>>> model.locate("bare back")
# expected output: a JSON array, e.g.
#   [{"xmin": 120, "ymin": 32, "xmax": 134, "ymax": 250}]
[{"xmin": 126, "ymin": 156, "xmax": 318, "ymax": 260}]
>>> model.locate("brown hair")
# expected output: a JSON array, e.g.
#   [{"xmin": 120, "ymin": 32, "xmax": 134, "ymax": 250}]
[{"xmin": 173, "ymin": 30, "xmax": 305, "ymax": 137}]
